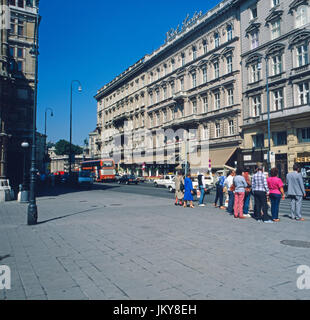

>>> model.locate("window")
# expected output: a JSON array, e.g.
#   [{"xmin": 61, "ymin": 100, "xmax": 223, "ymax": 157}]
[
  {"xmin": 272, "ymin": 89, "xmax": 284, "ymax": 111},
  {"xmin": 179, "ymin": 104, "xmax": 184, "ymax": 117},
  {"xmin": 226, "ymin": 56, "xmax": 233, "ymax": 73},
  {"xmin": 180, "ymin": 78, "xmax": 184, "ymax": 91},
  {"xmin": 251, "ymin": 95, "xmax": 261, "ymax": 117},
  {"xmin": 251, "ymin": 6, "xmax": 257, "ymax": 19},
  {"xmin": 203, "ymin": 40, "xmax": 208, "ymax": 54},
  {"xmin": 149, "ymin": 115, "xmax": 153, "ymax": 127},
  {"xmin": 181, "ymin": 53, "xmax": 186, "ymax": 66},
  {"xmin": 10, "ymin": 18, "xmax": 15, "ymax": 33},
  {"xmin": 192, "ymin": 100, "xmax": 197, "ymax": 114},
  {"xmin": 253, "ymin": 134, "xmax": 264, "ymax": 148},
  {"xmin": 203, "ymin": 97, "xmax": 208, "ymax": 113},
  {"xmin": 298, "ymin": 82, "xmax": 310, "ymax": 105},
  {"xmin": 150, "ymin": 93, "xmax": 153, "ymax": 105},
  {"xmin": 192, "ymin": 47, "xmax": 197, "ymax": 60},
  {"xmin": 163, "ymin": 110, "xmax": 167, "ymax": 123},
  {"xmin": 215, "ymin": 92, "xmax": 220, "ymax": 109},
  {"xmin": 297, "ymin": 44, "xmax": 309, "ymax": 67},
  {"xmin": 271, "ymin": 20, "xmax": 281, "ymax": 40},
  {"xmin": 18, "ymin": 0, "xmax": 24, "ymax": 8},
  {"xmin": 202, "ymin": 67, "xmax": 207, "ymax": 83},
  {"xmin": 251, "ymin": 31, "xmax": 259, "ymax": 49},
  {"xmin": 9, "ymin": 47, "xmax": 14, "ymax": 57},
  {"xmin": 17, "ymin": 61, "xmax": 23, "ymax": 72},
  {"xmin": 10, "ymin": 0, "xmax": 16, "ymax": 5},
  {"xmin": 214, "ymin": 61, "xmax": 219, "ymax": 78},
  {"xmin": 157, "ymin": 68, "xmax": 160, "ymax": 80},
  {"xmin": 163, "ymin": 87, "xmax": 167, "ymax": 100},
  {"xmin": 272, "ymin": 0, "xmax": 279, "ymax": 8},
  {"xmin": 215, "ymin": 123, "xmax": 221, "ymax": 138},
  {"xmin": 156, "ymin": 90, "xmax": 160, "ymax": 103},
  {"xmin": 171, "ymin": 59, "xmax": 175, "ymax": 72},
  {"xmin": 17, "ymin": 48, "xmax": 23, "ymax": 58},
  {"xmin": 203, "ymin": 126, "xmax": 209, "ymax": 140},
  {"xmin": 142, "ymin": 113, "xmax": 145, "ymax": 127},
  {"xmin": 192, "ymin": 73, "xmax": 197, "ymax": 88},
  {"xmin": 228, "ymin": 88, "xmax": 234, "ymax": 106},
  {"xmin": 229, "ymin": 120, "xmax": 235, "ymax": 135},
  {"xmin": 273, "ymin": 131, "xmax": 287, "ymax": 146},
  {"xmin": 296, "ymin": 5, "xmax": 309, "ymax": 28},
  {"xmin": 171, "ymin": 82, "xmax": 175, "ymax": 95},
  {"xmin": 156, "ymin": 113, "xmax": 160, "ymax": 126},
  {"xmin": 272, "ymin": 55, "xmax": 282, "ymax": 75},
  {"xmin": 297, "ymin": 127, "xmax": 310, "ymax": 142},
  {"xmin": 214, "ymin": 33, "xmax": 220, "ymax": 48},
  {"xmin": 164, "ymin": 64, "xmax": 167, "ymax": 76},
  {"xmin": 17, "ymin": 20, "xmax": 24, "ymax": 36},
  {"xmin": 250, "ymin": 62, "xmax": 261, "ymax": 82},
  {"xmin": 227, "ymin": 25, "xmax": 233, "ymax": 41}
]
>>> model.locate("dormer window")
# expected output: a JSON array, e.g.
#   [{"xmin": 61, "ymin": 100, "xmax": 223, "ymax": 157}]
[
  {"xmin": 214, "ymin": 33, "xmax": 220, "ymax": 48},
  {"xmin": 272, "ymin": 0, "xmax": 280, "ymax": 8},
  {"xmin": 227, "ymin": 25, "xmax": 233, "ymax": 41},
  {"xmin": 271, "ymin": 19, "xmax": 281, "ymax": 39},
  {"xmin": 192, "ymin": 46, "xmax": 197, "ymax": 60},
  {"xmin": 251, "ymin": 5, "xmax": 258, "ymax": 19},
  {"xmin": 296, "ymin": 5, "xmax": 310, "ymax": 28}
]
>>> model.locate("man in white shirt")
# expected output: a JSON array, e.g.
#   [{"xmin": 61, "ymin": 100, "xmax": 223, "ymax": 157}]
[{"xmin": 224, "ymin": 170, "xmax": 235, "ymax": 215}]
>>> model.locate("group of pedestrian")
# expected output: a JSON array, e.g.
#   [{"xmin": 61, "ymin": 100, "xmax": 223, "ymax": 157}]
[{"xmin": 174, "ymin": 164, "xmax": 306, "ymax": 222}]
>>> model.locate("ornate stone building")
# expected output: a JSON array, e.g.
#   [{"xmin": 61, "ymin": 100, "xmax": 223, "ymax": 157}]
[
  {"xmin": 240, "ymin": 0, "xmax": 310, "ymax": 180},
  {"xmin": 0, "ymin": 0, "xmax": 39, "ymax": 188},
  {"xmin": 95, "ymin": 0, "xmax": 243, "ymax": 176}
]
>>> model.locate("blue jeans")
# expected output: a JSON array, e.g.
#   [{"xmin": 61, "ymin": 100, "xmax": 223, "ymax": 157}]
[
  {"xmin": 227, "ymin": 191, "xmax": 234, "ymax": 214},
  {"xmin": 243, "ymin": 192, "xmax": 251, "ymax": 214},
  {"xmin": 214, "ymin": 185, "xmax": 224, "ymax": 206},
  {"xmin": 199, "ymin": 186, "xmax": 205, "ymax": 205},
  {"xmin": 270, "ymin": 193, "xmax": 281, "ymax": 220}
]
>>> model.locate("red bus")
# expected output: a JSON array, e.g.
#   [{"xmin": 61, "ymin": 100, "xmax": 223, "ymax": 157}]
[{"xmin": 81, "ymin": 159, "xmax": 116, "ymax": 182}]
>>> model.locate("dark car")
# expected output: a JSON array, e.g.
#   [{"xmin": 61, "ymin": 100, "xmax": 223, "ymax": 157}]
[{"xmin": 118, "ymin": 175, "xmax": 139, "ymax": 185}]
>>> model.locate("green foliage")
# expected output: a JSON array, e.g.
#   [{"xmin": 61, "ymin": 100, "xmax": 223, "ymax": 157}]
[{"xmin": 54, "ymin": 139, "xmax": 83, "ymax": 156}]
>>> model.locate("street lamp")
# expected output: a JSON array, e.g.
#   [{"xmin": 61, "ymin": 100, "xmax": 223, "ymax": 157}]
[
  {"xmin": 69, "ymin": 80, "xmax": 82, "ymax": 175},
  {"xmin": 44, "ymin": 108, "xmax": 53, "ymax": 172},
  {"xmin": 265, "ymin": 56, "xmax": 271, "ymax": 173},
  {"xmin": 21, "ymin": 142, "xmax": 30, "ymax": 203},
  {"xmin": 27, "ymin": 2, "xmax": 40, "ymax": 225}
]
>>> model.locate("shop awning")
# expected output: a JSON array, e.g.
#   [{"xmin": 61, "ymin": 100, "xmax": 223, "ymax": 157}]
[{"xmin": 209, "ymin": 147, "xmax": 237, "ymax": 169}]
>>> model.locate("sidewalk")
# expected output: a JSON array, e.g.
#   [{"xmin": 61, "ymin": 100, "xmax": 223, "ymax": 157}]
[{"xmin": 1, "ymin": 187, "xmax": 310, "ymax": 300}]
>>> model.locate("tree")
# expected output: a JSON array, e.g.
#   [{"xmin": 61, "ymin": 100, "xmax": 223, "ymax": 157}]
[{"xmin": 54, "ymin": 139, "xmax": 83, "ymax": 156}]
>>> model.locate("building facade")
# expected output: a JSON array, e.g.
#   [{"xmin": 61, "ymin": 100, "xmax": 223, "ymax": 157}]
[
  {"xmin": 95, "ymin": 0, "xmax": 243, "ymax": 176},
  {"xmin": 0, "ymin": 0, "xmax": 39, "ymax": 188},
  {"xmin": 240, "ymin": 0, "xmax": 310, "ymax": 180}
]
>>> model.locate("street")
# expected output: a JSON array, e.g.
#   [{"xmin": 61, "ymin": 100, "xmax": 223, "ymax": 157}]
[{"xmin": 0, "ymin": 182, "xmax": 310, "ymax": 300}]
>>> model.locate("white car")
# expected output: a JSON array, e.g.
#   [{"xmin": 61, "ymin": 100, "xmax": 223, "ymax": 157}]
[{"xmin": 154, "ymin": 175, "xmax": 175, "ymax": 189}]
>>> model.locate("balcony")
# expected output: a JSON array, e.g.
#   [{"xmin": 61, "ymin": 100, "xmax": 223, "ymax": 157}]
[{"xmin": 173, "ymin": 91, "xmax": 187, "ymax": 102}]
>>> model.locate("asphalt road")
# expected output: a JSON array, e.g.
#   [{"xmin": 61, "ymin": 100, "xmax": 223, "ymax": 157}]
[{"xmin": 94, "ymin": 181, "xmax": 310, "ymax": 217}]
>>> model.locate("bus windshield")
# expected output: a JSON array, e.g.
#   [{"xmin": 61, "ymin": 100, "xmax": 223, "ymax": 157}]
[{"xmin": 102, "ymin": 161, "xmax": 113, "ymax": 167}]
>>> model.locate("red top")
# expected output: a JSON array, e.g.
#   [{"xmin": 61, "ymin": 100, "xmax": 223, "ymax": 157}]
[{"xmin": 267, "ymin": 177, "xmax": 284, "ymax": 195}]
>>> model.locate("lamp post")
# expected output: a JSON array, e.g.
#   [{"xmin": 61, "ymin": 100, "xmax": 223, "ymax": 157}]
[
  {"xmin": 44, "ymin": 108, "xmax": 53, "ymax": 173},
  {"xmin": 21, "ymin": 142, "xmax": 30, "ymax": 202},
  {"xmin": 69, "ymin": 80, "xmax": 82, "ymax": 175},
  {"xmin": 265, "ymin": 56, "xmax": 271, "ymax": 173},
  {"xmin": 27, "ymin": 1, "xmax": 40, "ymax": 225}
]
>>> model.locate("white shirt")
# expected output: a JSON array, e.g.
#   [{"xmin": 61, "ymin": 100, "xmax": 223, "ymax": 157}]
[{"xmin": 224, "ymin": 175, "xmax": 234, "ymax": 189}]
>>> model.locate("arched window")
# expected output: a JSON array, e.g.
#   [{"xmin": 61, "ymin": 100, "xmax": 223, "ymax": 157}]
[{"xmin": 227, "ymin": 25, "xmax": 233, "ymax": 41}]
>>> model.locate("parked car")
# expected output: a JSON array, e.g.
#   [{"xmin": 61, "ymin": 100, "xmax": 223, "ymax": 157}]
[
  {"xmin": 78, "ymin": 171, "xmax": 94, "ymax": 188},
  {"xmin": 154, "ymin": 175, "xmax": 175, "ymax": 188},
  {"xmin": 118, "ymin": 175, "xmax": 139, "ymax": 185},
  {"xmin": 137, "ymin": 176, "xmax": 146, "ymax": 183}
]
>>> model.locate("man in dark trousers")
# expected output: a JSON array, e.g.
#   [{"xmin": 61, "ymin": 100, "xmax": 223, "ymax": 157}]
[
  {"xmin": 287, "ymin": 164, "xmax": 306, "ymax": 221},
  {"xmin": 252, "ymin": 165, "xmax": 273, "ymax": 223}
]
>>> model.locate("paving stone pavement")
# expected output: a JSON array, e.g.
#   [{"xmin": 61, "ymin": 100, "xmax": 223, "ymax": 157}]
[{"xmin": 1, "ymin": 186, "xmax": 310, "ymax": 300}]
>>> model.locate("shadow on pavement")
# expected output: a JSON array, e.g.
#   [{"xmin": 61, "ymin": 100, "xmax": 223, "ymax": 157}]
[
  {"xmin": 35, "ymin": 183, "xmax": 120, "ymax": 198},
  {"xmin": 36, "ymin": 206, "xmax": 106, "ymax": 225}
]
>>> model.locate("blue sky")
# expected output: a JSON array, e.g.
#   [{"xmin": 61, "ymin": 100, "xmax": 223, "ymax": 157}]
[{"xmin": 37, "ymin": 0, "xmax": 221, "ymax": 146}]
